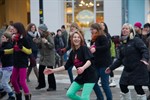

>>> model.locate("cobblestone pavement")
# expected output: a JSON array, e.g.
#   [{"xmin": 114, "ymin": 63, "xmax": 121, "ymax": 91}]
[{"xmin": 2, "ymin": 67, "xmax": 149, "ymax": 100}]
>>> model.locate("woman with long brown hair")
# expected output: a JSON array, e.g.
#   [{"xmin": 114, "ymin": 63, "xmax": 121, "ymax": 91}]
[
  {"xmin": 90, "ymin": 23, "xmax": 112, "ymax": 100},
  {"xmin": 10, "ymin": 22, "xmax": 32, "ymax": 100},
  {"xmin": 44, "ymin": 31, "xmax": 97, "ymax": 100}
]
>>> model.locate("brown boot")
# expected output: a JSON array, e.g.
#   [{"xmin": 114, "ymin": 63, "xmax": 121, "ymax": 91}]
[
  {"xmin": 15, "ymin": 93, "xmax": 22, "ymax": 100},
  {"xmin": 25, "ymin": 94, "xmax": 31, "ymax": 100}
]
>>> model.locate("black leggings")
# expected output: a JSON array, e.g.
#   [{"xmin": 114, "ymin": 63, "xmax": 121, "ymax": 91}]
[{"xmin": 120, "ymin": 84, "xmax": 145, "ymax": 95}]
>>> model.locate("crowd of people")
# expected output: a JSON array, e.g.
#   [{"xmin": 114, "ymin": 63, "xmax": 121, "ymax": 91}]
[{"xmin": 0, "ymin": 21, "xmax": 149, "ymax": 100}]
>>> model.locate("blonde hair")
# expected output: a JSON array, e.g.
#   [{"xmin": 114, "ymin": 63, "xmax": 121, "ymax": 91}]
[
  {"xmin": 122, "ymin": 23, "xmax": 136, "ymax": 39},
  {"xmin": 5, "ymin": 25, "xmax": 14, "ymax": 34}
]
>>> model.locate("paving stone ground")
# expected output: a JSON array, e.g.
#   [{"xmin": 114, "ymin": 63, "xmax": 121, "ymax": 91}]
[{"xmin": 2, "ymin": 68, "xmax": 149, "ymax": 100}]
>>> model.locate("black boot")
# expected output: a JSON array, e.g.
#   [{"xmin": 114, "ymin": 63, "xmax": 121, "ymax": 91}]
[
  {"xmin": 25, "ymin": 94, "xmax": 31, "ymax": 100},
  {"xmin": 15, "ymin": 93, "xmax": 22, "ymax": 100},
  {"xmin": 0, "ymin": 91, "xmax": 7, "ymax": 99}
]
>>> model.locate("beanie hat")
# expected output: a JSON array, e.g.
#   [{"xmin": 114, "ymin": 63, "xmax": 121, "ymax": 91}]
[
  {"xmin": 38, "ymin": 24, "xmax": 48, "ymax": 32},
  {"xmin": 134, "ymin": 22, "xmax": 142, "ymax": 28}
]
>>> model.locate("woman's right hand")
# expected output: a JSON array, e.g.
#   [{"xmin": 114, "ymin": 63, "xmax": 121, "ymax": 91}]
[
  {"xmin": 90, "ymin": 47, "xmax": 96, "ymax": 53},
  {"xmin": 43, "ymin": 68, "xmax": 54, "ymax": 75},
  {"xmin": 105, "ymin": 67, "xmax": 111, "ymax": 74}
]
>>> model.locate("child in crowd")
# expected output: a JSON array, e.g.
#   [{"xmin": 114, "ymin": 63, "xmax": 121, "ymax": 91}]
[{"xmin": 0, "ymin": 32, "xmax": 15, "ymax": 100}]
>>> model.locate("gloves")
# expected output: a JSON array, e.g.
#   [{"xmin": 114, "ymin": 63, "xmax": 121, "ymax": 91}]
[
  {"xmin": 61, "ymin": 48, "xmax": 66, "ymax": 53},
  {"xmin": 12, "ymin": 34, "xmax": 20, "ymax": 42}
]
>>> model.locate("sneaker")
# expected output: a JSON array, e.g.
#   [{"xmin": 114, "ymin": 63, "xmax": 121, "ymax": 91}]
[
  {"xmin": 109, "ymin": 79, "xmax": 116, "ymax": 87},
  {"xmin": 98, "ymin": 80, "xmax": 102, "ymax": 87},
  {"xmin": 7, "ymin": 96, "xmax": 15, "ymax": 100}
]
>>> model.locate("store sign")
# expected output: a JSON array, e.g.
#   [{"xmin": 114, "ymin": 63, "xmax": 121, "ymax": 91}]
[{"xmin": 76, "ymin": 10, "xmax": 94, "ymax": 24}]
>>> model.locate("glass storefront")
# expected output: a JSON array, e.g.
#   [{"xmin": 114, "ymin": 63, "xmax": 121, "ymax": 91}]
[{"xmin": 64, "ymin": 0, "xmax": 104, "ymax": 28}]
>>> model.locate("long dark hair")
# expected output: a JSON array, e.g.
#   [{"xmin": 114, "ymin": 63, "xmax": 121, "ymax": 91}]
[
  {"xmin": 91, "ymin": 23, "xmax": 104, "ymax": 42},
  {"xmin": 12, "ymin": 22, "xmax": 27, "ymax": 37},
  {"xmin": 101, "ymin": 22, "xmax": 109, "ymax": 34}
]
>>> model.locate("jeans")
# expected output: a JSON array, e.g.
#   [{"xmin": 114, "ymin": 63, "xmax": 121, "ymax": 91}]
[
  {"xmin": 1, "ymin": 67, "xmax": 13, "ymax": 93},
  {"xmin": 0, "ymin": 68, "xmax": 3, "ymax": 90},
  {"xmin": 63, "ymin": 53, "xmax": 67, "ymax": 62},
  {"xmin": 11, "ymin": 67, "xmax": 30, "ymax": 94},
  {"xmin": 94, "ymin": 67, "xmax": 112, "ymax": 100},
  {"xmin": 67, "ymin": 66, "xmax": 74, "ymax": 83}
]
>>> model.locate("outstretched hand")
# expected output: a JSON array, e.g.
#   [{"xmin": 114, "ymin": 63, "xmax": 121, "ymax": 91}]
[
  {"xmin": 43, "ymin": 68, "xmax": 54, "ymax": 75},
  {"xmin": 105, "ymin": 67, "xmax": 111, "ymax": 74}
]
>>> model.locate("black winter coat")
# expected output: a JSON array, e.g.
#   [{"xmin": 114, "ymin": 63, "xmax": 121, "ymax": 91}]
[
  {"xmin": 110, "ymin": 37, "xmax": 149, "ymax": 85},
  {"xmin": 1, "ymin": 42, "xmax": 13, "ymax": 67},
  {"xmin": 92, "ymin": 35, "xmax": 112, "ymax": 68}
]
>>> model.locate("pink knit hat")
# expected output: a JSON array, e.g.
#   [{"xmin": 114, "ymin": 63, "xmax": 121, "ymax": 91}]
[{"xmin": 134, "ymin": 22, "xmax": 142, "ymax": 28}]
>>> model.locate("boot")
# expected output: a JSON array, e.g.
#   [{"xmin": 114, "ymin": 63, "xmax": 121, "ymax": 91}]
[
  {"xmin": 7, "ymin": 96, "xmax": 15, "ymax": 100},
  {"xmin": 120, "ymin": 91, "xmax": 132, "ymax": 100},
  {"xmin": 15, "ymin": 93, "xmax": 22, "ymax": 100},
  {"xmin": 27, "ymin": 67, "xmax": 32, "ymax": 82},
  {"xmin": 147, "ymin": 94, "xmax": 150, "ymax": 100},
  {"xmin": 25, "ymin": 94, "xmax": 31, "ymax": 100},
  {"xmin": 137, "ymin": 94, "xmax": 146, "ymax": 100}
]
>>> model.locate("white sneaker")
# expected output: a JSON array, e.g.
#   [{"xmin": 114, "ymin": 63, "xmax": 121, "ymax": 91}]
[
  {"xmin": 109, "ymin": 78, "xmax": 116, "ymax": 87},
  {"xmin": 98, "ymin": 80, "xmax": 102, "ymax": 87}
]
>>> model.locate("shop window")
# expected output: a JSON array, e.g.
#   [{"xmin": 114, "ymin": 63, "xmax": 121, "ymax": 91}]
[
  {"xmin": 96, "ymin": 0, "xmax": 103, "ymax": 23},
  {"xmin": 64, "ymin": 0, "xmax": 104, "ymax": 28},
  {"xmin": 65, "ymin": 1, "xmax": 73, "ymax": 28},
  {"xmin": 74, "ymin": 0, "xmax": 94, "ymax": 28}
]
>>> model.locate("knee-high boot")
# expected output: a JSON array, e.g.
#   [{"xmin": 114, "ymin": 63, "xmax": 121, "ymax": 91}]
[
  {"xmin": 137, "ymin": 94, "xmax": 146, "ymax": 100},
  {"xmin": 120, "ymin": 91, "xmax": 132, "ymax": 100},
  {"xmin": 15, "ymin": 93, "xmax": 22, "ymax": 100},
  {"xmin": 25, "ymin": 94, "xmax": 31, "ymax": 100}
]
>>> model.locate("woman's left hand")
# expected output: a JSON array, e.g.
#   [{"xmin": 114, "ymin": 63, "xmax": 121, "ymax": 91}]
[
  {"xmin": 140, "ymin": 60, "xmax": 149, "ymax": 66},
  {"xmin": 77, "ymin": 67, "xmax": 85, "ymax": 75}
]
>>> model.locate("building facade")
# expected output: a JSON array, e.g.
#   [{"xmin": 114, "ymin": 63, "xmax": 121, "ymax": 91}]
[{"xmin": 0, "ymin": 0, "xmax": 150, "ymax": 38}]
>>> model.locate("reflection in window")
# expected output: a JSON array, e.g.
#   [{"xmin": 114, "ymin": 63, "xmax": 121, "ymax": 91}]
[
  {"xmin": 64, "ymin": 0, "xmax": 104, "ymax": 28},
  {"xmin": 96, "ymin": 0, "xmax": 104, "ymax": 23},
  {"xmin": 74, "ymin": 0, "xmax": 94, "ymax": 28},
  {"xmin": 96, "ymin": 13, "xmax": 104, "ymax": 23}
]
